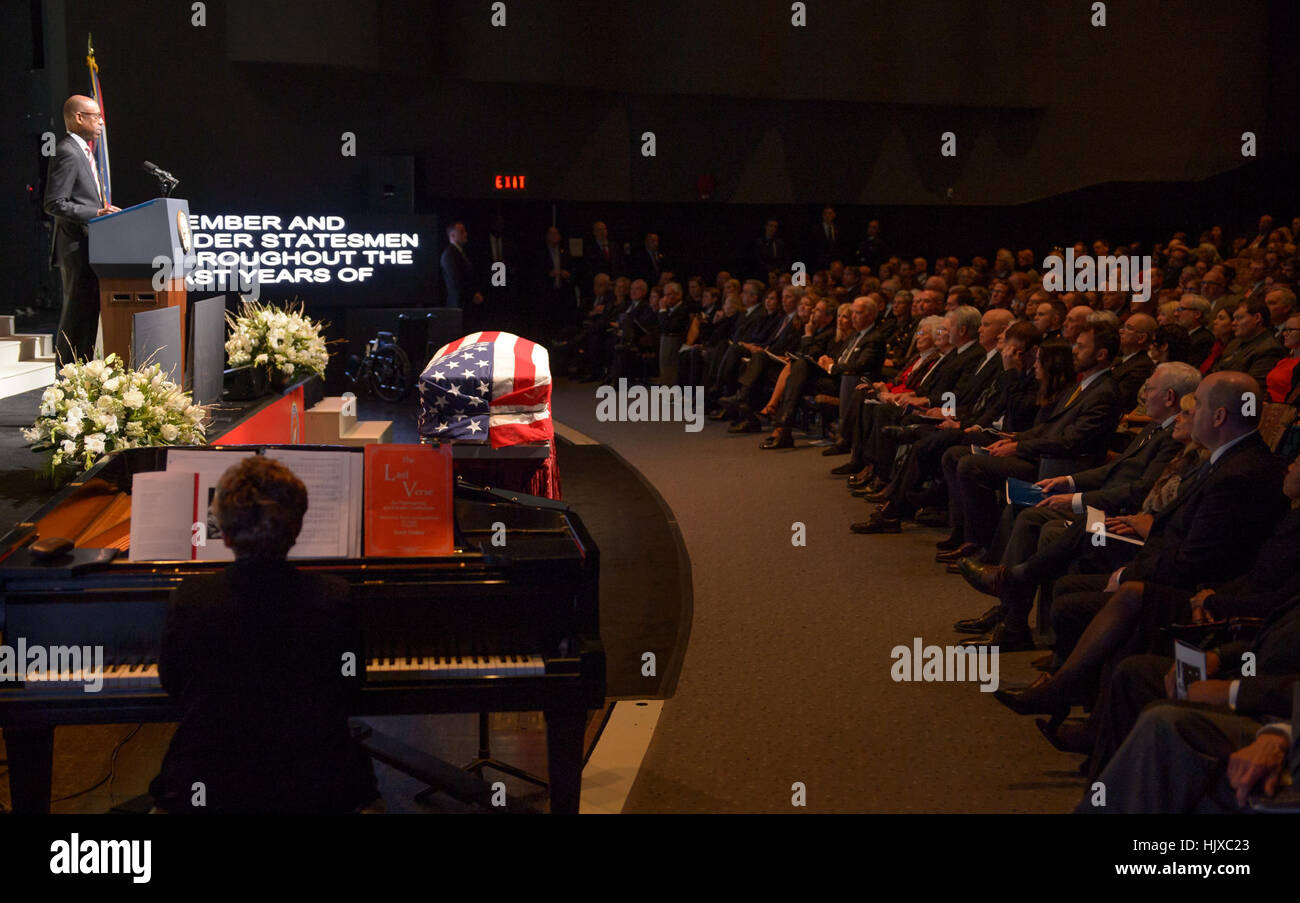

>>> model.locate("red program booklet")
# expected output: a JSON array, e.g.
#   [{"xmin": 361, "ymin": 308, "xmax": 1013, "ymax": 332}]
[{"xmin": 363, "ymin": 444, "xmax": 455, "ymax": 557}]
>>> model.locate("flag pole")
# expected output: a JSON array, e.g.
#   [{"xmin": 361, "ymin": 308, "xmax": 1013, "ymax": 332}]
[{"xmin": 86, "ymin": 33, "xmax": 112, "ymax": 206}]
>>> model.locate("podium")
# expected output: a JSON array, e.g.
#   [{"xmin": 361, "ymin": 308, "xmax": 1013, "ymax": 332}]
[{"xmin": 89, "ymin": 198, "xmax": 195, "ymax": 378}]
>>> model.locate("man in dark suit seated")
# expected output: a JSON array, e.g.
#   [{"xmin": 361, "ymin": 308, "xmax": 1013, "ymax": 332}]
[
  {"xmin": 44, "ymin": 95, "xmax": 120, "ymax": 368},
  {"xmin": 838, "ymin": 306, "xmax": 1003, "ymax": 493},
  {"xmin": 854, "ymin": 319, "xmax": 1043, "ymax": 534},
  {"xmin": 953, "ymin": 362, "xmax": 1198, "ymax": 648},
  {"xmin": 993, "ymin": 371, "xmax": 1289, "ymax": 722},
  {"xmin": 1176, "ymin": 294, "xmax": 1216, "ymax": 369},
  {"xmin": 827, "ymin": 289, "xmax": 955, "ymax": 464},
  {"xmin": 1214, "ymin": 298, "xmax": 1287, "ymax": 383},
  {"xmin": 1035, "ymin": 456, "xmax": 1300, "ymax": 763},
  {"xmin": 761, "ymin": 296, "xmax": 884, "ymax": 447},
  {"xmin": 718, "ymin": 286, "xmax": 808, "ymax": 431},
  {"xmin": 942, "ymin": 323, "xmax": 1124, "ymax": 561},
  {"xmin": 1112, "ymin": 314, "xmax": 1157, "ymax": 409},
  {"xmin": 607, "ymin": 278, "xmax": 661, "ymax": 382},
  {"xmin": 1078, "ymin": 595, "xmax": 1300, "ymax": 814},
  {"xmin": 149, "ymin": 456, "xmax": 379, "ymax": 814}
]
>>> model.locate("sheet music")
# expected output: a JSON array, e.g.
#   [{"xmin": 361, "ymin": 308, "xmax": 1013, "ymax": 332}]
[
  {"xmin": 128, "ymin": 471, "xmax": 198, "ymax": 561},
  {"xmin": 348, "ymin": 451, "xmax": 364, "ymax": 558},
  {"xmin": 166, "ymin": 450, "xmax": 259, "ymax": 561},
  {"xmin": 265, "ymin": 449, "xmax": 358, "ymax": 558}
]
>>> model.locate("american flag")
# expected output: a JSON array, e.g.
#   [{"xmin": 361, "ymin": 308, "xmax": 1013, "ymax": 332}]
[{"xmin": 417, "ymin": 332, "xmax": 553, "ymax": 448}]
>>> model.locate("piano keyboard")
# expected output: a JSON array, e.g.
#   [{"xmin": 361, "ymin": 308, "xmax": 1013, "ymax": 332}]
[
  {"xmin": 12, "ymin": 655, "xmax": 546, "ymax": 693},
  {"xmin": 18, "ymin": 663, "xmax": 160, "ymax": 692},
  {"xmin": 365, "ymin": 654, "xmax": 546, "ymax": 680}
]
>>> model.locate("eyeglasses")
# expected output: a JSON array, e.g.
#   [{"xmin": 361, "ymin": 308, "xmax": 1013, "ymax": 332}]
[{"xmin": 77, "ymin": 111, "xmax": 104, "ymax": 120}]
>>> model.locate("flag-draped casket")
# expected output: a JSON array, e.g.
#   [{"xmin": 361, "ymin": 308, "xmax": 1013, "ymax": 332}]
[{"xmin": 417, "ymin": 332, "xmax": 553, "ymax": 449}]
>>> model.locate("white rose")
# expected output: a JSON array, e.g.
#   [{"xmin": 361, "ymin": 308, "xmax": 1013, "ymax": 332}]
[
  {"xmin": 122, "ymin": 388, "xmax": 145, "ymax": 409},
  {"xmin": 102, "ymin": 376, "xmax": 121, "ymax": 392},
  {"xmin": 84, "ymin": 433, "xmax": 106, "ymax": 455},
  {"xmin": 125, "ymin": 420, "xmax": 144, "ymax": 437},
  {"xmin": 160, "ymin": 423, "xmax": 179, "ymax": 441},
  {"xmin": 102, "ymin": 413, "xmax": 119, "ymax": 434}
]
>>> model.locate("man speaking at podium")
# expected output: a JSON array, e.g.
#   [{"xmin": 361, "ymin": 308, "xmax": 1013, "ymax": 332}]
[{"xmin": 44, "ymin": 95, "xmax": 119, "ymax": 368}]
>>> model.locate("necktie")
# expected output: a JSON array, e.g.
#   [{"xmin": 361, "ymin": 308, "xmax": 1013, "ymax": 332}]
[
  {"xmin": 1064, "ymin": 382, "xmax": 1083, "ymax": 408},
  {"xmin": 839, "ymin": 332, "xmax": 862, "ymax": 365},
  {"xmin": 84, "ymin": 144, "xmax": 104, "ymax": 206}
]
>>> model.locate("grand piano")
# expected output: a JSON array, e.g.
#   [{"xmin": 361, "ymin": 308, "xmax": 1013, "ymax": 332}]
[{"xmin": 0, "ymin": 445, "xmax": 604, "ymax": 814}]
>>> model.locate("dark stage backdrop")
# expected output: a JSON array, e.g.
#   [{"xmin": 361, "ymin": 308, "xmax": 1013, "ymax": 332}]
[{"xmin": 4, "ymin": 0, "xmax": 1299, "ymax": 311}]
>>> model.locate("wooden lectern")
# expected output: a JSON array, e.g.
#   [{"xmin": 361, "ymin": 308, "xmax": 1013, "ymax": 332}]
[{"xmin": 88, "ymin": 198, "xmax": 194, "ymax": 378}]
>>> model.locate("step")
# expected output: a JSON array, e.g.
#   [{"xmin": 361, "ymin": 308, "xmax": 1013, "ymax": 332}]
[
  {"xmin": 303, "ymin": 396, "xmax": 359, "ymax": 444},
  {"xmin": 12, "ymin": 333, "xmax": 54, "ymax": 357},
  {"xmin": 0, "ymin": 315, "xmax": 13, "ymax": 337},
  {"xmin": 0, "ymin": 339, "xmax": 21, "ymax": 365},
  {"xmin": 336, "ymin": 420, "xmax": 393, "ymax": 446},
  {"xmin": 0, "ymin": 360, "xmax": 56, "ymax": 400}
]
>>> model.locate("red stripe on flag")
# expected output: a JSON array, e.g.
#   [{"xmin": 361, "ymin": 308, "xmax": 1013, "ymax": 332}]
[
  {"xmin": 512, "ymin": 337, "xmax": 536, "ymax": 397},
  {"xmin": 489, "ymin": 418, "xmax": 551, "ymax": 448}
]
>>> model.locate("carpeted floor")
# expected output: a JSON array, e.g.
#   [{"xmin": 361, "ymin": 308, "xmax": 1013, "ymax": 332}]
[{"xmin": 547, "ymin": 377, "xmax": 1090, "ymax": 813}]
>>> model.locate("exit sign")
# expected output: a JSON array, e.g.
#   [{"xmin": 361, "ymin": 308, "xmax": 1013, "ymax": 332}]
[{"xmin": 494, "ymin": 174, "xmax": 527, "ymax": 190}]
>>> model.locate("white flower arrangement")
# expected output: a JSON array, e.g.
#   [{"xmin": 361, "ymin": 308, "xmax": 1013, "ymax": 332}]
[
  {"xmin": 225, "ymin": 298, "xmax": 330, "ymax": 379},
  {"xmin": 22, "ymin": 353, "xmax": 207, "ymax": 478}
]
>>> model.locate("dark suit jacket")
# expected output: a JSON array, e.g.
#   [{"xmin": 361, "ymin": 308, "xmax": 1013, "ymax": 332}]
[
  {"xmin": 584, "ymin": 237, "xmax": 624, "ymax": 279},
  {"xmin": 752, "ymin": 236, "xmax": 790, "ymax": 275},
  {"xmin": 44, "ymin": 134, "xmax": 103, "ymax": 270},
  {"xmin": 952, "ymin": 348, "xmax": 1003, "ymax": 419},
  {"xmin": 1209, "ymin": 508, "xmax": 1300, "ymax": 622},
  {"xmin": 764, "ymin": 313, "xmax": 803, "ymax": 354},
  {"xmin": 630, "ymin": 246, "xmax": 666, "ymax": 284},
  {"xmin": 1014, "ymin": 370, "xmax": 1122, "ymax": 461},
  {"xmin": 1072, "ymin": 419, "xmax": 1181, "ymax": 513},
  {"xmin": 539, "ymin": 244, "xmax": 574, "ymax": 294},
  {"xmin": 658, "ymin": 301, "xmax": 693, "ymax": 337},
  {"xmin": 830, "ymin": 321, "xmax": 886, "ymax": 378},
  {"xmin": 440, "ymin": 243, "xmax": 477, "ymax": 308},
  {"xmin": 478, "ymin": 232, "xmax": 521, "ymax": 296},
  {"xmin": 808, "ymin": 223, "xmax": 843, "ymax": 269},
  {"xmin": 918, "ymin": 342, "xmax": 987, "ymax": 408},
  {"xmin": 1213, "ymin": 330, "xmax": 1288, "ymax": 384},
  {"xmin": 150, "ymin": 558, "xmax": 376, "ymax": 813},
  {"xmin": 1126, "ymin": 432, "xmax": 1288, "ymax": 589},
  {"xmin": 1219, "ymin": 589, "xmax": 1300, "ymax": 718},
  {"xmin": 1111, "ymin": 351, "xmax": 1156, "ymax": 409},
  {"xmin": 798, "ymin": 325, "xmax": 837, "ymax": 360}
]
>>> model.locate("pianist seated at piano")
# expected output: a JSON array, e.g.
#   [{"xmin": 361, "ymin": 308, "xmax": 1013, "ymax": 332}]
[{"xmin": 148, "ymin": 455, "xmax": 381, "ymax": 813}]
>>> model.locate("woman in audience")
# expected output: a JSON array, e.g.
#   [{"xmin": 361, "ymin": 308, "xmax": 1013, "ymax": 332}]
[
  {"xmin": 1031, "ymin": 338, "xmax": 1075, "ymax": 420},
  {"xmin": 1265, "ymin": 313, "xmax": 1300, "ymax": 403},
  {"xmin": 1149, "ymin": 323, "xmax": 1191, "ymax": 365},
  {"xmin": 679, "ymin": 292, "xmax": 740, "ymax": 388},
  {"xmin": 1197, "ymin": 306, "xmax": 1235, "ymax": 374},
  {"xmin": 757, "ymin": 302, "xmax": 850, "ymax": 417}
]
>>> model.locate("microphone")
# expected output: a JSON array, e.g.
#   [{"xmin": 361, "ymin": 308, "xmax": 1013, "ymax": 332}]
[{"xmin": 142, "ymin": 160, "xmax": 178, "ymax": 183}]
